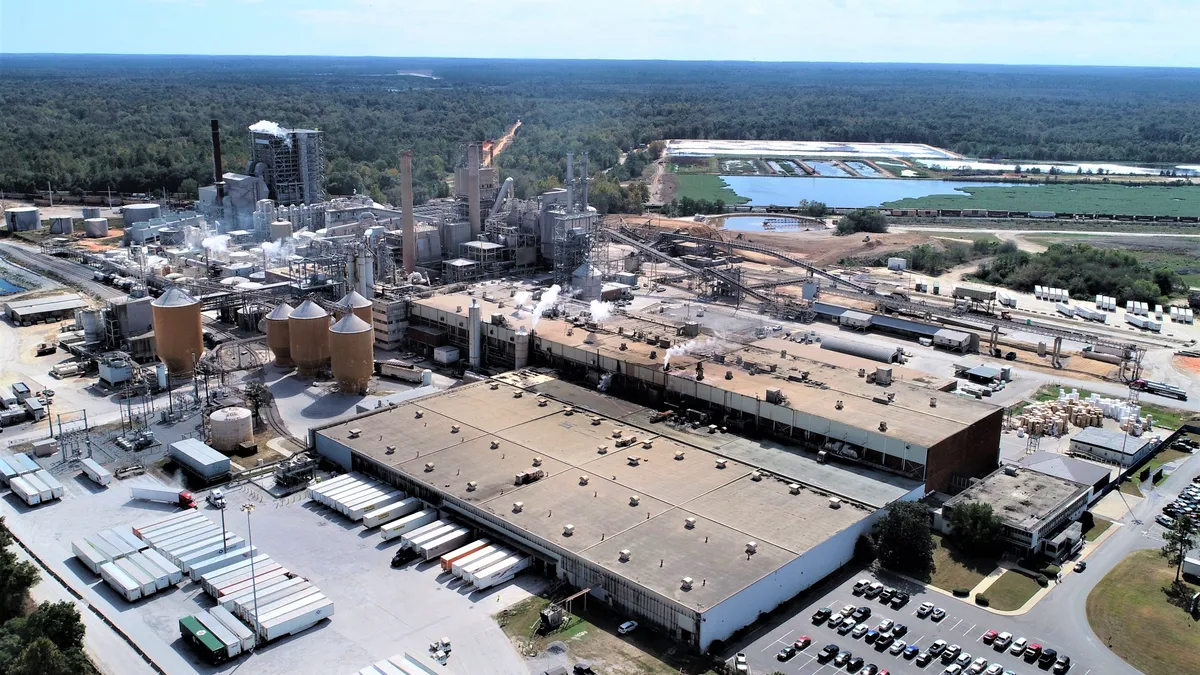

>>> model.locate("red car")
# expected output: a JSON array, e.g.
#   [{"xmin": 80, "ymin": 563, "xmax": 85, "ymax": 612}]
[
  {"xmin": 1025, "ymin": 643, "xmax": 1043, "ymax": 661},
  {"xmin": 982, "ymin": 630, "xmax": 998, "ymax": 643},
  {"xmin": 794, "ymin": 635, "xmax": 812, "ymax": 650}
]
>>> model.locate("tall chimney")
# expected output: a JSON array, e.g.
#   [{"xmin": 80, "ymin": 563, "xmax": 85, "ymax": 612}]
[
  {"xmin": 581, "ymin": 151, "xmax": 589, "ymax": 211},
  {"xmin": 210, "ymin": 119, "xmax": 226, "ymax": 203},
  {"xmin": 400, "ymin": 151, "xmax": 417, "ymax": 274},
  {"xmin": 467, "ymin": 144, "xmax": 481, "ymax": 239},
  {"xmin": 566, "ymin": 151, "xmax": 575, "ymax": 214}
]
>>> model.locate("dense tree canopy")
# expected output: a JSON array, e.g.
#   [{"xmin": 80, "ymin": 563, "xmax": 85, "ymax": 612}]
[
  {"xmin": 835, "ymin": 209, "xmax": 889, "ymax": 235},
  {"xmin": 874, "ymin": 501, "xmax": 935, "ymax": 576},
  {"xmin": 4, "ymin": 56, "xmax": 1200, "ymax": 209},
  {"xmin": 946, "ymin": 502, "xmax": 1004, "ymax": 555},
  {"xmin": 974, "ymin": 243, "xmax": 1187, "ymax": 302}
]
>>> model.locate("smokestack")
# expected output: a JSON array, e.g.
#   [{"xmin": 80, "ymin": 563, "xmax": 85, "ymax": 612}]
[
  {"xmin": 210, "ymin": 119, "xmax": 226, "ymax": 203},
  {"xmin": 581, "ymin": 151, "xmax": 589, "ymax": 212},
  {"xmin": 566, "ymin": 152, "xmax": 575, "ymax": 214},
  {"xmin": 401, "ymin": 151, "xmax": 416, "ymax": 274},
  {"xmin": 468, "ymin": 144, "xmax": 481, "ymax": 239}
]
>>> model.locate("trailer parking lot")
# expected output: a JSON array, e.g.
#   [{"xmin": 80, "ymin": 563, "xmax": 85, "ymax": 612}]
[
  {"xmin": 728, "ymin": 570, "xmax": 1107, "ymax": 675},
  {"xmin": 0, "ymin": 471, "xmax": 537, "ymax": 675}
]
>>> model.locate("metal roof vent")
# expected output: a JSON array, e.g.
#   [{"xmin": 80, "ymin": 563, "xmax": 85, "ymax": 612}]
[
  {"xmin": 579, "ymin": 475, "xmax": 589, "ymax": 485},
  {"xmin": 348, "ymin": 428, "xmax": 362, "ymax": 439},
  {"xmin": 512, "ymin": 501, "xmax": 524, "ymax": 513},
  {"xmin": 930, "ymin": 397, "xmax": 937, "ymax": 408},
  {"xmin": 424, "ymin": 462, "xmax": 435, "ymax": 472},
  {"xmin": 563, "ymin": 406, "xmax": 574, "ymax": 415},
  {"xmin": 385, "ymin": 445, "xmax": 396, "ymax": 455},
  {"xmin": 879, "ymin": 421, "xmax": 888, "ymax": 432},
  {"xmin": 674, "ymin": 450, "xmax": 685, "ymax": 460},
  {"xmin": 684, "ymin": 517, "xmax": 696, "ymax": 529},
  {"xmin": 466, "ymin": 481, "xmax": 478, "ymax": 491},
  {"xmin": 649, "ymin": 350, "xmax": 657, "ymax": 360},
  {"xmin": 1003, "ymin": 465, "xmax": 1019, "ymax": 476},
  {"xmin": 537, "ymin": 398, "xmax": 548, "ymax": 407},
  {"xmin": 835, "ymin": 400, "xmax": 844, "ymax": 410},
  {"xmin": 513, "ymin": 391, "xmax": 523, "ymax": 398},
  {"xmin": 414, "ymin": 410, "xmax": 424, "ymax": 418},
  {"xmin": 591, "ymin": 416, "xmax": 602, "ymax": 426},
  {"xmin": 751, "ymin": 471, "xmax": 763, "ymax": 481},
  {"xmin": 629, "ymin": 495, "xmax": 640, "ymax": 506},
  {"xmin": 745, "ymin": 541, "xmax": 758, "ymax": 555},
  {"xmin": 532, "ymin": 456, "xmax": 543, "ymax": 467},
  {"xmin": 619, "ymin": 549, "xmax": 631, "ymax": 562},
  {"xmin": 715, "ymin": 459, "xmax": 727, "ymax": 469},
  {"xmin": 489, "ymin": 382, "xmax": 499, "ymax": 390},
  {"xmin": 490, "ymin": 440, "xmax": 500, "ymax": 449},
  {"xmin": 596, "ymin": 445, "xmax": 609, "ymax": 454},
  {"xmin": 627, "ymin": 456, "xmax": 641, "ymax": 466},
  {"xmin": 644, "ymin": 440, "xmax": 655, "ymax": 449},
  {"xmin": 681, "ymin": 577, "xmax": 693, "ymax": 591},
  {"xmin": 450, "ymin": 425, "xmax": 460, "ymax": 433},
  {"xmin": 725, "ymin": 370, "xmax": 733, "ymax": 380},
  {"xmin": 612, "ymin": 428, "xmax": 623, "ymax": 438},
  {"xmin": 563, "ymin": 524, "xmax": 575, "ymax": 537},
  {"xmin": 858, "ymin": 368, "xmax": 866, "ymax": 377},
  {"xmin": 828, "ymin": 497, "xmax": 842, "ymax": 509},
  {"xmin": 789, "ymin": 483, "xmax": 801, "ymax": 495},
  {"xmin": 456, "ymin": 305, "xmax": 462, "ymax": 313}
]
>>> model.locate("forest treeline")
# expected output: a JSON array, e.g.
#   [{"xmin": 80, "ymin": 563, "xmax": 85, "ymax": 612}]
[
  {"xmin": 4, "ymin": 56, "xmax": 1200, "ymax": 209},
  {"xmin": 974, "ymin": 243, "xmax": 1187, "ymax": 304}
]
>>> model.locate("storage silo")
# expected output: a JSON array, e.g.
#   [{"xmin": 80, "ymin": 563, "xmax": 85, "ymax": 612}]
[
  {"xmin": 151, "ymin": 286, "xmax": 204, "ymax": 376},
  {"xmin": 123, "ymin": 203, "xmax": 161, "ymax": 227},
  {"xmin": 208, "ymin": 406, "xmax": 254, "ymax": 453},
  {"xmin": 49, "ymin": 216, "xmax": 74, "ymax": 235},
  {"xmin": 288, "ymin": 299, "xmax": 330, "ymax": 376},
  {"xmin": 269, "ymin": 219, "xmax": 293, "ymax": 241},
  {"xmin": 83, "ymin": 218, "xmax": 110, "ymax": 238},
  {"xmin": 336, "ymin": 290, "xmax": 373, "ymax": 324},
  {"xmin": 81, "ymin": 206, "xmax": 101, "ymax": 219},
  {"xmin": 3, "ymin": 207, "xmax": 41, "ymax": 232},
  {"xmin": 265, "ymin": 302, "xmax": 293, "ymax": 366},
  {"xmin": 329, "ymin": 313, "xmax": 374, "ymax": 393}
]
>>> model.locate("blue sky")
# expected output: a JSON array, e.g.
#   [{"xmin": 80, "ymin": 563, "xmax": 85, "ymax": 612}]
[{"xmin": 2, "ymin": 0, "xmax": 1197, "ymax": 67}]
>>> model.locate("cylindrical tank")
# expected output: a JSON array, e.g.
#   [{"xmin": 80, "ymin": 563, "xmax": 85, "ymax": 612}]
[
  {"xmin": 209, "ymin": 406, "xmax": 254, "ymax": 453},
  {"xmin": 156, "ymin": 363, "xmax": 167, "ymax": 390},
  {"xmin": 468, "ymin": 300, "xmax": 482, "ymax": 367},
  {"xmin": 336, "ymin": 290, "xmax": 373, "ymax": 324},
  {"xmin": 269, "ymin": 219, "xmax": 292, "ymax": 241},
  {"xmin": 265, "ymin": 302, "xmax": 294, "ymax": 367},
  {"xmin": 288, "ymin": 299, "xmax": 330, "ymax": 376},
  {"xmin": 81, "ymin": 206, "xmax": 101, "ymax": 219},
  {"xmin": 514, "ymin": 327, "xmax": 531, "ymax": 369},
  {"xmin": 151, "ymin": 286, "xmax": 204, "ymax": 376},
  {"xmin": 49, "ymin": 216, "xmax": 74, "ymax": 235},
  {"xmin": 329, "ymin": 313, "xmax": 374, "ymax": 393},
  {"xmin": 159, "ymin": 227, "xmax": 184, "ymax": 246},
  {"xmin": 123, "ymin": 203, "xmax": 161, "ymax": 227},
  {"xmin": 4, "ymin": 207, "xmax": 41, "ymax": 232},
  {"xmin": 84, "ymin": 218, "xmax": 109, "ymax": 238},
  {"xmin": 75, "ymin": 309, "xmax": 105, "ymax": 343}
]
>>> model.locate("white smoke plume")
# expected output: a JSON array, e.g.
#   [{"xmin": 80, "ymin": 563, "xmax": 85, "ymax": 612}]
[
  {"xmin": 530, "ymin": 284, "xmax": 561, "ymax": 329},
  {"xmin": 249, "ymin": 120, "xmax": 293, "ymax": 147},
  {"xmin": 663, "ymin": 338, "xmax": 715, "ymax": 368},
  {"xmin": 513, "ymin": 290, "xmax": 532, "ymax": 313},
  {"xmin": 202, "ymin": 234, "xmax": 231, "ymax": 256},
  {"xmin": 261, "ymin": 239, "xmax": 295, "ymax": 266},
  {"xmin": 588, "ymin": 300, "xmax": 614, "ymax": 323}
]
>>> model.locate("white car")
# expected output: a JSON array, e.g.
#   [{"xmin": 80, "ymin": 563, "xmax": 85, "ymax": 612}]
[
  {"xmin": 828, "ymin": 612, "xmax": 845, "ymax": 627},
  {"xmin": 985, "ymin": 665, "xmax": 1004, "ymax": 675},
  {"xmin": 889, "ymin": 640, "xmax": 908, "ymax": 655},
  {"xmin": 943, "ymin": 666, "xmax": 963, "ymax": 675},
  {"xmin": 734, "ymin": 653, "xmax": 748, "ymax": 672},
  {"xmin": 917, "ymin": 601, "xmax": 935, "ymax": 617},
  {"xmin": 1010, "ymin": 637, "xmax": 1028, "ymax": 656},
  {"xmin": 994, "ymin": 632, "xmax": 1012, "ymax": 650},
  {"xmin": 852, "ymin": 623, "xmax": 869, "ymax": 639},
  {"xmin": 876, "ymin": 618, "xmax": 894, "ymax": 634},
  {"xmin": 617, "ymin": 620, "xmax": 638, "ymax": 635}
]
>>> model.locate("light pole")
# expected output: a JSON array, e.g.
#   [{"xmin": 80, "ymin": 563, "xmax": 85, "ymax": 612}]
[
  {"xmin": 218, "ymin": 501, "xmax": 228, "ymax": 554},
  {"xmin": 241, "ymin": 503, "xmax": 261, "ymax": 646}
]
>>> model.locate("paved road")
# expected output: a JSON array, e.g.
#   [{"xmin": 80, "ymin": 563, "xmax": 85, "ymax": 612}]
[
  {"xmin": 728, "ymin": 450, "xmax": 1200, "ymax": 675},
  {"xmin": 0, "ymin": 241, "xmax": 123, "ymax": 300}
]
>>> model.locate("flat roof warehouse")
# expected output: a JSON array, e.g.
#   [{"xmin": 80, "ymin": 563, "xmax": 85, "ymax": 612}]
[{"xmin": 312, "ymin": 378, "xmax": 919, "ymax": 649}]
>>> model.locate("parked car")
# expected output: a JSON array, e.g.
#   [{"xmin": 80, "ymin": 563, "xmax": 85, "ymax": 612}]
[
  {"xmin": 813, "ymin": 607, "xmax": 832, "ymax": 624},
  {"xmin": 734, "ymin": 653, "xmax": 748, "ymax": 672},
  {"xmin": 931, "ymin": 607, "xmax": 947, "ymax": 621},
  {"xmin": 1073, "ymin": 561, "xmax": 1087, "ymax": 573},
  {"xmin": 776, "ymin": 645, "xmax": 796, "ymax": 661},
  {"xmin": 1039, "ymin": 648, "xmax": 1059, "ymax": 667},
  {"xmin": 875, "ymin": 634, "xmax": 894, "ymax": 650},
  {"xmin": 852, "ymin": 606, "xmax": 873, "ymax": 622},
  {"xmin": 835, "ymin": 650, "xmax": 852, "ymax": 667},
  {"xmin": 819, "ymin": 644, "xmax": 840, "ymax": 662},
  {"xmin": 904, "ymin": 645, "xmax": 920, "ymax": 659},
  {"xmin": 1010, "ymin": 637, "xmax": 1028, "ymax": 656},
  {"xmin": 917, "ymin": 650, "xmax": 935, "ymax": 665},
  {"xmin": 889, "ymin": 640, "xmax": 907, "ymax": 655},
  {"xmin": 794, "ymin": 635, "xmax": 812, "ymax": 650},
  {"xmin": 618, "ymin": 621, "xmax": 638, "ymax": 635},
  {"xmin": 984, "ymin": 665, "xmax": 1004, "ymax": 675},
  {"xmin": 862, "ymin": 665, "xmax": 879, "ymax": 675},
  {"xmin": 876, "ymin": 618, "xmax": 894, "ymax": 634},
  {"xmin": 839, "ymin": 617, "xmax": 857, "ymax": 634},
  {"xmin": 852, "ymin": 624, "xmax": 870, "ymax": 639},
  {"xmin": 917, "ymin": 602, "xmax": 934, "ymax": 618},
  {"xmin": 982, "ymin": 630, "xmax": 998, "ymax": 644},
  {"xmin": 892, "ymin": 623, "xmax": 908, "ymax": 638},
  {"xmin": 1053, "ymin": 655, "xmax": 1072, "ymax": 673},
  {"xmin": 993, "ymin": 632, "xmax": 1012, "ymax": 650},
  {"xmin": 865, "ymin": 630, "xmax": 879, "ymax": 643},
  {"xmin": 1024, "ymin": 643, "xmax": 1042, "ymax": 661},
  {"xmin": 956, "ymin": 652, "xmax": 973, "ymax": 667},
  {"xmin": 943, "ymin": 645, "xmax": 962, "ymax": 664},
  {"xmin": 1156, "ymin": 514, "xmax": 1175, "ymax": 528},
  {"xmin": 865, "ymin": 582, "xmax": 884, "ymax": 598},
  {"xmin": 828, "ymin": 612, "xmax": 846, "ymax": 627},
  {"xmin": 849, "ymin": 655, "xmax": 865, "ymax": 671},
  {"xmin": 890, "ymin": 591, "xmax": 910, "ymax": 608},
  {"xmin": 879, "ymin": 587, "xmax": 895, "ymax": 602},
  {"xmin": 929, "ymin": 639, "xmax": 948, "ymax": 656},
  {"xmin": 967, "ymin": 656, "xmax": 989, "ymax": 673},
  {"xmin": 853, "ymin": 578, "xmax": 871, "ymax": 595},
  {"xmin": 943, "ymin": 666, "xmax": 963, "ymax": 675}
]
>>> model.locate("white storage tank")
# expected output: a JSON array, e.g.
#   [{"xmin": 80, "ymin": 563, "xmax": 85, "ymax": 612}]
[
  {"xmin": 123, "ymin": 203, "xmax": 161, "ymax": 227},
  {"xmin": 208, "ymin": 406, "xmax": 253, "ymax": 453},
  {"xmin": 3, "ymin": 206, "xmax": 41, "ymax": 232},
  {"xmin": 83, "ymin": 217, "xmax": 110, "ymax": 238}
]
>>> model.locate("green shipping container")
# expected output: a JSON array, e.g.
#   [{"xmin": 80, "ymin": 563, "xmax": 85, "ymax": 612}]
[{"xmin": 179, "ymin": 615, "xmax": 228, "ymax": 663}]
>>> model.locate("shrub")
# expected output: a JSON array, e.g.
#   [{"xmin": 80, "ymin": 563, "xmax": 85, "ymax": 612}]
[
  {"xmin": 1035, "ymin": 574, "xmax": 1049, "ymax": 587},
  {"xmin": 975, "ymin": 594, "xmax": 990, "ymax": 607},
  {"xmin": 953, "ymin": 588, "xmax": 970, "ymax": 597}
]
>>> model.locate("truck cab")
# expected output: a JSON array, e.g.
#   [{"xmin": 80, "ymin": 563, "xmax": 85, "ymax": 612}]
[{"xmin": 206, "ymin": 489, "xmax": 226, "ymax": 509}]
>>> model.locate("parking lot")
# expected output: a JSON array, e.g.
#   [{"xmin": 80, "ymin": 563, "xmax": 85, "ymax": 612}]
[{"xmin": 731, "ymin": 570, "xmax": 1092, "ymax": 675}]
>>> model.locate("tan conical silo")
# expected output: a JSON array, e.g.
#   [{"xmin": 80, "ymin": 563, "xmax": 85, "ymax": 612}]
[
  {"xmin": 265, "ymin": 301, "xmax": 294, "ymax": 367},
  {"xmin": 329, "ymin": 313, "xmax": 374, "ymax": 393},
  {"xmin": 151, "ymin": 286, "xmax": 204, "ymax": 376},
  {"xmin": 336, "ymin": 289, "xmax": 373, "ymax": 324},
  {"xmin": 289, "ymin": 299, "xmax": 330, "ymax": 376}
]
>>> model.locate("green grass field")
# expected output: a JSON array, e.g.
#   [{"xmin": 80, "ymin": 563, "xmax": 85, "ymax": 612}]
[
  {"xmin": 1086, "ymin": 549, "xmax": 1200, "ymax": 675},
  {"xmin": 985, "ymin": 570, "xmax": 1042, "ymax": 611},
  {"xmin": 882, "ymin": 183, "xmax": 1200, "ymax": 217},
  {"xmin": 1026, "ymin": 234, "xmax": 1200, "ymax": 287},
  {"xmin": 925, "ymin": 534, "xmax": 998, "ymax": 592},
  {"xmin": 672, "ymin": 174, "xmax": 751, "ymax": 204}
]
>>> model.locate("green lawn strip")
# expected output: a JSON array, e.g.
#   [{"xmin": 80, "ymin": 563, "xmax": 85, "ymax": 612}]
[
  {"xmin": 1083, "ymin": 517, "xmax": 1114, "ymax": 542},
  {"xmin": 926, "ymin": 534, "xmax": 998, "ymax": 592},
  {"xmin": 984, "ymin": 570, "xmax": 1043, "ymax": 611},
  {"xmin": 672, "ymin": 174, "xmax": 750, "ymax": 204},
  {"xmin": 1086, "ymin": 549, "xmax": 1200, "ymax": 675}
]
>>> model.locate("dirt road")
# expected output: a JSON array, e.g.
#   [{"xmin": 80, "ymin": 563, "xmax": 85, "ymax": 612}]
[{"xmin": 483, "ymin": 119, "xmax": 521, "ymax": 168}]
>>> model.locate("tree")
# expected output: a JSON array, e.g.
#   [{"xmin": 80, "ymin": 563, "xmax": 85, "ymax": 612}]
[
  {"xmin": 835, "ymin": 209, "xmax": 888, "ymax": 236},
  {"xmin": 24, "ymin": 602, "xmax": 86, "ymax": 652},
  {"xmin": 0, "ymin": 518, "xmax": 40, "ymax": 623},
  {"xmin": 798, "ymin": 199, "xmax": 828, "ymax": 217},
  {"xmin": 243, "ymin": 381, "xmax": 274, "ymax": 420},
  {"xmin": 946, "ymin": 501, "xmax": 1003, "ymax": 554},
  {"xmin": 1161, "ymin": 515, "xmax": 1198, "ymax": 583},
  {"xmin": 10, "ymin": 637, "xmax": 70, "ymax": 675},
  {"xmin": 874, "ymin": 501, "xmax": 935, "ymax": 576}
]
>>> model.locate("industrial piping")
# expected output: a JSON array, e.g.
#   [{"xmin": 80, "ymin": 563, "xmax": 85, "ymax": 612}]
[
  {"xmin": 211, "ymin": 119, "xmax": 225, "ymax": 203},
  {"xmin": 467, "ymin": 144, "xmax": 481, "ymax": 239},
  {"xmin": 400, "ymin": 151, "xmax": 417, "ymax": 274}
]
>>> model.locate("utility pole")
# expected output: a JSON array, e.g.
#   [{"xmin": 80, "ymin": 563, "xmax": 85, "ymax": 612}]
[{"xmin": 48, "ymin": 181, "xmax": 53, "ymax": 207}]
